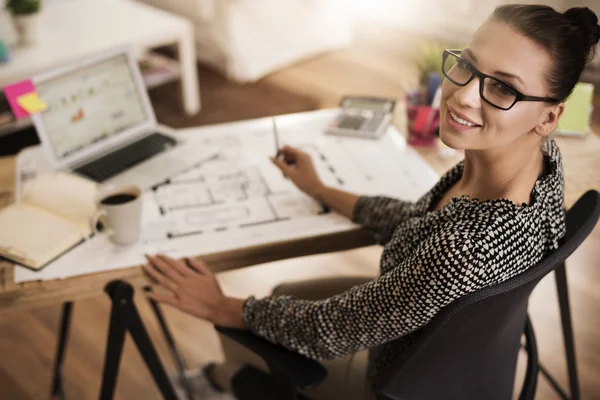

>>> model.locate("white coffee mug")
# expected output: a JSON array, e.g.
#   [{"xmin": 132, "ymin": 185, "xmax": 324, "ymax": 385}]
[{"xmin": 91, "ymin": 184, "xmax": 143, "ymax": 245}]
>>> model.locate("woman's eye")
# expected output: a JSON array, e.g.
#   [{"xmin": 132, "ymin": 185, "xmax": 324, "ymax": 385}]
[
  {"xmin": 457, "ymin": 60, "xmax": 470, "ymax": 70},
  {"xmin": 493, "ymin": 82, "xmax": 514, "ymax": 95}
]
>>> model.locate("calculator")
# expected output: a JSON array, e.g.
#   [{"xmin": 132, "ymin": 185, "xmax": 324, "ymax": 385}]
[{"xmin": 326, "ymin": 96, "xmax": 396, "ymax": 139}]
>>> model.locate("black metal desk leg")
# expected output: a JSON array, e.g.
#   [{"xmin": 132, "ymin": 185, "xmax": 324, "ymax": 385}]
[
  {"xmin": 555, "ymin": 262, "xmax": 580, "ymax": 400},
  {"xmin": 99, "ymin": 284, "xmax": 129, "ymax": 400},
  {"xmin": 149, "ymin": 298, "xmax": 194, "ymax": 400},
  {"xmin": 51, "ymin": 301, "xmax": 74, "ymax": 400},
  {"xmin": 99, "ymin": 280, "xmax": 178, "ymax": 400},
  {"xmin": 126, "ymin": 292, "xmax": 179, "ymax": 400}
]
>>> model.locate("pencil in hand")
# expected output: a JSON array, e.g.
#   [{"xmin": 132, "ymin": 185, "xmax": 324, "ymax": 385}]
[
  {"xmin": 272, "ymin": 117, "xmax": 280, "ymax": 157},
  {"xmin": 272, "ymin": 117, "xmax": 295, "ymax": 165}
]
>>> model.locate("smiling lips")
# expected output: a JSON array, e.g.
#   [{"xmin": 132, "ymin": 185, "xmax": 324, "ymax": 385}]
[{"xmin": 446, "ymin": 106, "xmax": 482, "ymax": 130}]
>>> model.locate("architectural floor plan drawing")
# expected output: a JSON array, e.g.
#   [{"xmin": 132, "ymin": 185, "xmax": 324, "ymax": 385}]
[
  {"xmin": 13, "ymin": 109, "xmax": 441, "ymax": 283},
  {"xmin": 152, "ymin": 164, "xmax": 328, "ymax": 238},
  {"xmin": 148, "ymin": 140, "xmax": 339, "ymax": 240}
]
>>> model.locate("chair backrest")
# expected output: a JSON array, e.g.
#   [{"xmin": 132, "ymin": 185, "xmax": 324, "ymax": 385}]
[{"xmin": 380, "ymin": 190, "xmax": 600, "ymax": 400}]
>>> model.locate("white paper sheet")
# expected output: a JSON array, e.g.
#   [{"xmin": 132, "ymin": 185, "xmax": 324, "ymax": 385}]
[{"xmin": 13, "ymin": 109, "xmax": 441, "ymax": 283}]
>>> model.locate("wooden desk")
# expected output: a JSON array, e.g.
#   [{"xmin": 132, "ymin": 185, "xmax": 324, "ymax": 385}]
[{"xmin": 1, "ymin": 126, "xmax": 599, "ymax": 315}]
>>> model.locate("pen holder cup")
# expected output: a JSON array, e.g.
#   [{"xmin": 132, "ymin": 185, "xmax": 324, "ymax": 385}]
[{"xmin": 406, "ymin": 104, "xmax": 440, "ymax": 147}]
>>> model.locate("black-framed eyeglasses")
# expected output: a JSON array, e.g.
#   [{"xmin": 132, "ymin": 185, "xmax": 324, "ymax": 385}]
[{"xmin": 441, "ymin": 49, "xmax": 560, "ymax": 111}]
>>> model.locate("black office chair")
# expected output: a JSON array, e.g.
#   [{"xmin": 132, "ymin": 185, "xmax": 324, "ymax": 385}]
[{"xmin": 217, "ymin": 189, "xmax": 600, "ymax": 400}]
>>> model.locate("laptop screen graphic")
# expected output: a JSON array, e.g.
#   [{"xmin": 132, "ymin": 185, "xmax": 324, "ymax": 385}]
[{"xmin": 35, "ymin": 54, "xmax": 148, "ymax": 159}]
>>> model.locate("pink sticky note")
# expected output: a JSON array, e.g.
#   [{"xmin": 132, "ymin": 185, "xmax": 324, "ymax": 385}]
[{"xmin": 2, "ymin": 80, "xmax": 37, "ymax": 119}]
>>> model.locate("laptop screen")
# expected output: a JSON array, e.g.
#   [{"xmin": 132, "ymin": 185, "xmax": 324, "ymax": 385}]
[{"xmin": 35, "ymin": 54, "xmax": 149, "ymax": 160}]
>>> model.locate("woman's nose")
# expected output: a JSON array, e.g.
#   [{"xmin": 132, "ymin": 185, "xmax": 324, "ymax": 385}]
[{"xmin": 454, "ymin": 78, "xmax": 482, "ymax": 109}]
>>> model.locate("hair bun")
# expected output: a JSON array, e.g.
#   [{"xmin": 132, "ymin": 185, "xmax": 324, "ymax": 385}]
[{"xmin": 564, "ymin": 7, "xmax": 600, "ymax": 53}]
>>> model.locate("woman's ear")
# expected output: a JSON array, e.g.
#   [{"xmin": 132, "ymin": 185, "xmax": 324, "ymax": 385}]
[{"xmin": 534, "ymin": 103, "xmax": 564, "ymax": 137}]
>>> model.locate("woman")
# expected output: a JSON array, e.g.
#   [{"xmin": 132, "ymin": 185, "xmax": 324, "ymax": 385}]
[{"xmin": 144, "ymin": 4, "xmax": 600, "ymax": 399}]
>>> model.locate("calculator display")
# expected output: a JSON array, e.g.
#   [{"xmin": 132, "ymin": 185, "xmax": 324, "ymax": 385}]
[
  {"xmin": 341, "ymin": 97, "xmax": 393, "ymax": 112},
  {"xmin": 326, "ymin": 96, "xmax": 396, "ymax": 140}
]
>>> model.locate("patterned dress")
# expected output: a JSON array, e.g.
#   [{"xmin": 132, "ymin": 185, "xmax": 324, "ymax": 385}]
[{"xmin": 243, "ymin": 138, "xmax": 566, "ymax": 392}]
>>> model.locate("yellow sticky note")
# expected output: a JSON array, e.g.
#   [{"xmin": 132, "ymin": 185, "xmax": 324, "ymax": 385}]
[{"xmin": 16, "ymin": 92, "xmax": 48, "ymax": 114}]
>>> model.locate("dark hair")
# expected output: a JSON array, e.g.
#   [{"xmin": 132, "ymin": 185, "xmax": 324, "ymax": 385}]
[{"xmin": 492, "ymin": 4, "xmax": 600, "ymax": 102}]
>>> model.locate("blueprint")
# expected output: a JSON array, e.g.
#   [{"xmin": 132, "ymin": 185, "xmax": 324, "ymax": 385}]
[
  {"xmin": 149, "ymin": 145, "xmax": 327, "ymax": 239},
  {"xmin": 13, "ymin": 109, "xmax": 440, "ymax": 283}
]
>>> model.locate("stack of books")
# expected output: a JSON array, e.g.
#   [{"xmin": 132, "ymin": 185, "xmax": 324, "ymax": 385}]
[{"xmin": 137, "ymin": 52, "xmax": 181, "ymax": 89}]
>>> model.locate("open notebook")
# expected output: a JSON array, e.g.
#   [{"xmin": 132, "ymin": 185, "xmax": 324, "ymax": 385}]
[{"xmin": 0, "ymin": 172, "xmax": 97, "ymax": 270}]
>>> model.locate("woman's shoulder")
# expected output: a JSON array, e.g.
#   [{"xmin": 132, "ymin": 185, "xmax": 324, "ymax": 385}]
[
  {"xmin": 530, "ymin": 138, "xmax": 566, "ymax": 250},
  {"xmin": 411, "ymin": 137, "xmax": 565, "ymax": 247},
  {"xmin": 536, "ymin": 138, "xmax": 565, "ymax": 204}
]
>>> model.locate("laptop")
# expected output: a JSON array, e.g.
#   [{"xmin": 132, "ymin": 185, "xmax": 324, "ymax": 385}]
[{"xmin": 30, "ymin": 46, "xmax": 199, "ymax": 190}]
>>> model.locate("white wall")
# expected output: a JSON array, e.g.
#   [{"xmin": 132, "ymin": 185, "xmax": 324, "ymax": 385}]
[
  {"xmin": 563, "ymin": 0, "xmax": 600, "ymax": 13},
  {"xmin": 351, "ymin": 0, "xmax": 568, "ymax": 43}
]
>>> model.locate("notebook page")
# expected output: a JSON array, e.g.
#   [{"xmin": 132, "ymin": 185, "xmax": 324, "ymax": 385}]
[
  {"xmin": 21, "ymin": 172, "xmax": 98, "ymax": 234},
  {"xmin": 0, "ymin": 203, "xmax": 85, "ymax": 269}
]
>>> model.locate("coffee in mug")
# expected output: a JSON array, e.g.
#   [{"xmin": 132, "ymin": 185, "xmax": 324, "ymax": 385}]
[
  {"xmin": 92, "ymin": 184, "xmax": 143, "ymax": 245},
  {"xmin": 100, "ymin": 193, "xmax": 138, "ymax": 206}
]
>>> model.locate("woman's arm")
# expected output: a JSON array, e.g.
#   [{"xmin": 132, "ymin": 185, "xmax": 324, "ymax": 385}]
[
  {"xmin": 143, "ymin": 229, "xmax": 481, "ymax": 361},
  {"xmin": 312, "ymin": 185, "xmax": 359, "ymax": 219},
  {"xmin": 270, "ymin": 145, "xmax": 359, "ymax": 219},
  {"xmin": 272, "ymin": 146, "xmax": 417, "ymax": 242},
  {"xmin": 243, "ymin": 230, "xmax": 481, "ymax": 360},
  {"xmin": 143, "ymin": 255, "xmax": 248, "ymax": 329},
  {"xmin": 352, "ymin": 196, "xmax": 416, "ymax": 244}
]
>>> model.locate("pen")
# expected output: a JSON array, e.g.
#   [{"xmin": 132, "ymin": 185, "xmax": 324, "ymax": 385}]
[
  {"xmin": 272, "ymin": 117, "xmax": 280, "ymax": 157},
  {"xmin": 272, "ymin": 117, "xmax": 295, "ymax": 165}
]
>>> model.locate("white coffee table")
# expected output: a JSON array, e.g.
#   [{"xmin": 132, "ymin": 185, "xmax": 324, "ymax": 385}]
[{"xmin": 0, "ymin": 0, "xmax": 200, "ymax": 115}]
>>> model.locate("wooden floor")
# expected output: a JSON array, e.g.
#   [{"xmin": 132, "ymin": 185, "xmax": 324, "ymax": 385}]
[{"xmin": 1, "ymin": 25, "xmax": 599, "ymax": 400}]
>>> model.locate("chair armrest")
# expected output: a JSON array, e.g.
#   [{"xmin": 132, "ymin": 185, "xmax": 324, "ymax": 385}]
[{"xmin": 215, "ymin": 326, "xmax": 327, "ymax": 389}]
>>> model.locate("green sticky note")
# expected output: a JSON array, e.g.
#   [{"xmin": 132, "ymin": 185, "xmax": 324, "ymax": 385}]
[{"xmin": 557, "ymin": 82, "xmax": 594, "ymax": 137}]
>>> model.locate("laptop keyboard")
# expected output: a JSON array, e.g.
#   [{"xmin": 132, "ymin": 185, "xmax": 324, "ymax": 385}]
[{"xmin": 74, "ymin": 133, "xmax": 177, "ymax": 182}]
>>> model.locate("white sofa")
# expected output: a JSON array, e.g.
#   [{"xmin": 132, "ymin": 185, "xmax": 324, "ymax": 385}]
[{"xmin": 137, "ymin": 0, "xmax": 352, "ymax": 82}]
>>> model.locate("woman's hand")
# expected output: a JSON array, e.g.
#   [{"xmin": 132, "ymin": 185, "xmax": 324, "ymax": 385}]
[
  {"xmin": 271, "ymin": 145, "xmax": 325, "ymax": 198},
  {"xmin": 143, "ymin": 254, "xmax": 246, "ymax": 329}
]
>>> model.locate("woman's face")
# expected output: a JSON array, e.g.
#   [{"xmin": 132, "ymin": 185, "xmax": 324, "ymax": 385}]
[{"xmin": 439, "ymin": 19, "xmax": 555, "ymax": 151}]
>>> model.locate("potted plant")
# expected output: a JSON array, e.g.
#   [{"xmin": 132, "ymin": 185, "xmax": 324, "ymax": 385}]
[
  {"xmin": 405, "ymin": 41, "xmax": 453, "ymax": 147},
  {"xmin": 5, "ymin": 0, "xmax": 42, "ymax": 45},
  {"xmin": 414, "ymin": 41, "xmax": 448, "ymax": 105}
]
